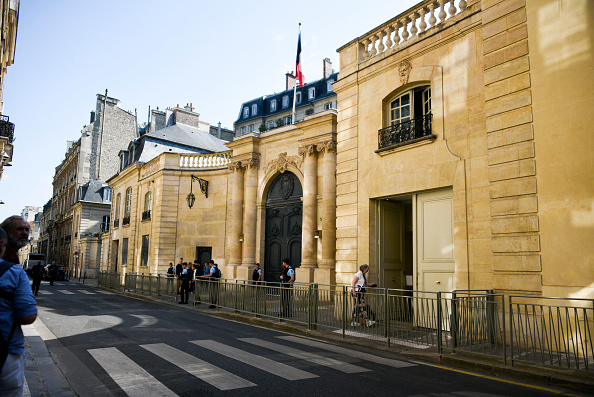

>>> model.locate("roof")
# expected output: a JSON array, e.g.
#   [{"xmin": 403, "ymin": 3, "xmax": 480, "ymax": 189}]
[
  {"xmin": 79, "ymin": 180, "xmax": 109, "ymax": 204},
  {"xmin": 143, "ymin": 123, "xmax": 230, "ymax": 153},
  {"xmin": 234, "ymin": 72, "xmax": 339, "ymax": 124}
]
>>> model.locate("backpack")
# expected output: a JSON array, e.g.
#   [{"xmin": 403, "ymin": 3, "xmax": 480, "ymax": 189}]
[
  {"xmin": 212, "ymin": 266, "xmax": 221, "ymax": 279},
  {"xmin": 0, "ymin": 261, "xmax": 17, "ymax": 371},
  {"xmin": 252, "ymin": 268, "xmax": 259, "ymax": 281}
]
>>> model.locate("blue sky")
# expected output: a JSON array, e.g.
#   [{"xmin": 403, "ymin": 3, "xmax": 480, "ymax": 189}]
[{"xmin": 0, "ymin": 0, "xmax": 417, "ymax": 219}]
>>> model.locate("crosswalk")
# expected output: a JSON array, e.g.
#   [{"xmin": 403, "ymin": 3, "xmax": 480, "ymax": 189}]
[
  {"xmin": 88, "ymin": 336, "xmax": 415, "ymax": 395},
  {"xmin": 37, "ymin": 288, "xmax": 98, "ymax": 296}
]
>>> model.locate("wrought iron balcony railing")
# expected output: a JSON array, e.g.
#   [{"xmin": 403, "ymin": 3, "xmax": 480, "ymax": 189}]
[
  {"xmin": 142, "ymin": 210, "xmax": 151, "ymax": 221},
  {"xmin": 0, "ymin": 115, "xmax": 15, "ymax": 143},
  {"xmin": 378, "ymin": 113, "xmax": 433, "ymax": 150},
  {"xmin": 123, "ymin": 216, "xmax": 131, "ymax": 226}
]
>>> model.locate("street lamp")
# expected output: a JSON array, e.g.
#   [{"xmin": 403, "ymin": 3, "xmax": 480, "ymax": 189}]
[{"xmin": 186, "ymin": 174, "xmax": 208, "ymax": 209}]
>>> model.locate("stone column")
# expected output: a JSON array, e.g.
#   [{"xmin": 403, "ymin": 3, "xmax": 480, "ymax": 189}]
[
  {"xmin": 227, "ymin": 161, "xmax": 244, "ymax": 277},
  {"xmin": 299, "ymin": 144, "xmax": 318, "ymax": 283},
  {"xmin": 239, "ymin": 157, "xmax": 259, "ymax": 280},
  {"xmin": 317, "ymin": 140, "xmax": 337, "ymax": 285}
]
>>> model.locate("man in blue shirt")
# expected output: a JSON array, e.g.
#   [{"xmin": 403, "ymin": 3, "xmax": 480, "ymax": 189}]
[
  {"xmin": 280, "ymin": 258, "xmax": 295, "ymax": 317},
  {"xmin": 0, "ymin": 224, "xmax": 38, "ymax": 395},
  {"xmin": 201, "ymin": 260, "xmax": 219, "ymax": 309}
]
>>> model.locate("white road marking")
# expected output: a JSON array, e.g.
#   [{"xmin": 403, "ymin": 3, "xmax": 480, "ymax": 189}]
[
  {"xmin": 141, "ymin": 343, "xmax": 256, "ymax": 391},
  {"xmin": 22, "ymin": 376, "xmax": 31, "ymax": 397},
  {"xmin": 37, "ymin": 290, "xmax": 52, "ymax": 295},
  {"xmin": 89, "ymin": 347, "xmax": 177, "ymax": 397},
  {"xmin": 130, "ymin": 314, "xmax": 158, "ymax": 327},
  {"xmin": 191, "ymin": 339, "xmax": 318, "ymax": 381},
  {"xmin": 238, "ymin": 338, "xmax": 370, "ymax": 374},
  {"xmin": 57, "ymin": 290, "xmax": 74, "ymax": 295},
  {"xmin": 79, "ymin": 290, "xmax": 96, "ymax": 294},
  {"xmin": 276, "ymin": 336, "xmax": 416, "ymax": 368}
]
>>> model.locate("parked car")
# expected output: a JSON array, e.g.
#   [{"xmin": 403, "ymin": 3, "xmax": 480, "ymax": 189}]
[{"xmin": 43, "ymin": 265, "xmax": 66, "ymax": 281}]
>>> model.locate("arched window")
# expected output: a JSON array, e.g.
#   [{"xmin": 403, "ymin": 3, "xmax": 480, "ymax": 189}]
[
  {"xmin": 123, "ymin": 187, "xmax": 132, "ymax": 225},
  {"xmin": 379, "ymin": 85, "xmax": 433, "ymax": 150},
  {"xmin": 143, "ymin": 192, "xmax": 152, "ymax": 221},
  {"xmin": 114, "ymin": 193, "xmax": 121, "ymax": 227}
]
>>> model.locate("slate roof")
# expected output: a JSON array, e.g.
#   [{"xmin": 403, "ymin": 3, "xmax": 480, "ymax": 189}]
[
  {"xmin": 79, "ymin": 180, "xmax": 109, "ymax": 204},
  {"xmin": 234, "ymin": 72, "xmax": 339, "ymax": 124},
  {"xmin": 143, "ymin": 123, "xmax": 230, "ymax": 153}
]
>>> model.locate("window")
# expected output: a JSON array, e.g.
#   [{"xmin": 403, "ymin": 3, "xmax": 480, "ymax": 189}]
[
  {"xmin": 248, "ymin": 124, "xmax": 255, "ymax": 133},
  {"xmin": 390, "ymin": 92, "xmax": 411, "ymax": 125},
  {"xmin": 282, "ymin": 96, "xmax": 289, "ymax": 108},
  {"xmin": 123, "ymin": 187, "xmax": 132, "ymax": 225},
  {"xmin": 140, "ymin": 235, "xmax": 149, "ymax": 267},
  {"xmin": 251, "ymin": 104, "xmax": 258, "ymax": 115},
  {"xmin": 308, "ymin": 87, "xmax": 315, "ymax": 99},
  {"xmin": 388, "ymin": 85, "xmax": 431, "ymax": 126},
  {"xmin": 285, "ymin": 116, "xmax": 292, "ymax": 125},
  {"xmin": 114, "ymin": 193, "xmax": 121, "ymax": 226},
  {"xmin": 325, "ymin": 102, "xmax": 333, "ymax": 110},
  {"xmin": 270, "ymin": 100, "xmax": 277, "ymax": 112},
  {"xmin": 240, "ymin": 126, "xmax": 246, "ymax": 135},
  {"xmin": 101, "ymin": 215, "xmax": 110, "ymax": 232},
  {"xmin": 296, "ymin": 92, "xmax": 302, "ymax": 104},
  {"xmin": 268, "ymin": 121, "xmax": 275, "ymax": 129},
  {"xmin": 143, "ymin": 192, "xmax": 152, "ymax": 221},
  {"xmin": 423, "ymin": 87, "xmax": 431, "ymax": 115},
  {"xmin": 104, "ymin": 187, "xmax": 112, "ymax": 203},
  {"xmin": 327, "ymin": 80, "xmax": 334, "ymax": 92},
  {"xmin": 243, "ymin": 107, "xmax": 249, "ymax": 118},
  {"xmin": 121, "ymin": 238, "xmax": 128, "ymax": 266}
]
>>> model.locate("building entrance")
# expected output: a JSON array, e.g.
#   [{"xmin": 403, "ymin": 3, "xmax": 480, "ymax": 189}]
[{"xmin": 264, "ymin": 172, "xmax": 303, "ymax": 282}]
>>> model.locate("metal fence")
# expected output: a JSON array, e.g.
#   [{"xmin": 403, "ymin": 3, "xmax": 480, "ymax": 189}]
[{"xmin": 98, "ymin": 272, "xmax": 594, "ymax": 373}]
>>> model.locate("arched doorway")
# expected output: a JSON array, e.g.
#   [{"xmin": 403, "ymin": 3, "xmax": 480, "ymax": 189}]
[{"xmin": 264, "ymin": 171, "xmax": 303, "ymax": 282}]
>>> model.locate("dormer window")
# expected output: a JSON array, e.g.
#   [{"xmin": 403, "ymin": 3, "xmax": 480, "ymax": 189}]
[
  {"xmin": 240, "ymin": 126, "xmax": 246, "ymax": 135},
  {"xmin": 308, "ymin": 87, "xmax": 316, "ymax": 99},
  {"xmin": 248, "ymin": 124, "xmax": 255, "ymax": 133},
  {"xmin": 282, "ymin": 95, "xmax": 289, "ymax": 108},
  {"xmin": 270, "ymin": 100, "xmax": 277, "ymax": 112},
  {"xmin": 296, "ymin": 92, "xmax": 302, "ymax": 104},
  {"xmin": 327, "ymin": 80, "xmax": 334, "ymax": 92},
  {"xmin": 243, "ymin": 107, "xmax": 249, "ymax": 118},
  {"xmin": 251, "ymin": 104, "xmax": 258, "ymax": 115}
]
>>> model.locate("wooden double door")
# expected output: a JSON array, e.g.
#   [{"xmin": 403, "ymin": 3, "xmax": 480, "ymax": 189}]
[{"xmin": 264, "ymin": 172, "xmax": 303, "ymax": 282}]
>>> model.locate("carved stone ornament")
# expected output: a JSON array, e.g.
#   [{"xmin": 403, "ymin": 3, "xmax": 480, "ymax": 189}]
[
  {"xmin": 318, "ymin": 140, "xmax": 337, "ymax": 153},
  {"xmin": 241, "ymin": 157, "xmax": 260, "ymax": 169},
  {"xmin": 279, "ymin": 174, "xmax": 295, "ymax": 199},
  {"xmin": 227, "ymin": 161, "xmax": 243, "ymax": 172},
  {"xmin": 298, "ymin": 144, "xmax": 318, "ymax": 158},
  {"xmin": 398, "ymin": 60, "xmax": 412, "ymax": 85},
  {"xmin": 265, "ymin": 152, "xmax": 302, "ymax": 174}
]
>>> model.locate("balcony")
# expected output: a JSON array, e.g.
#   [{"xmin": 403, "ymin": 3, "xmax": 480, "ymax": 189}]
[
  {"xmin": 142, "ymin": 210, "xmax": 151, "ymax": 221},
  {"xmin": 0, "ymin": 115, "xmax": 15, "ymax": 144},
  {"xmin": 377, "ymin": 113, "xmax": 434, "ymax": 151},
  {"xmin": 123, "ymin": 216, "xmax": 130, "ymax": 226}
]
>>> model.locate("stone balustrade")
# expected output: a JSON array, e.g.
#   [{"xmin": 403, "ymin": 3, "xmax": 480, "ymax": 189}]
[
  {"xmin": 359, "ymin": 0, "xmax": 468, "ymax": 63},
  {"xmin": 179, "ymin": 152, "xmax": 232, "ymax": 168}
]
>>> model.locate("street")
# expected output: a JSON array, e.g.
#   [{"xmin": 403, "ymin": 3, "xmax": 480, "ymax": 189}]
[{"xmin": 24, "ymin": 280, "xmax": 578, "ymax": 397}]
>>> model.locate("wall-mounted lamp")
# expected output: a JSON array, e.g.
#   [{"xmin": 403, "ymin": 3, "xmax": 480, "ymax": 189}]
[
  {"xmin": 239, "ymin": 234, "xmax": 244, "ymax": 242},
  {"xmin": 186, "ymin": 174, "xmax": 208, "ymax": 209},
  {"xmin": 314, "ymin": 230, "xmax": 322, "ymax": 239}
]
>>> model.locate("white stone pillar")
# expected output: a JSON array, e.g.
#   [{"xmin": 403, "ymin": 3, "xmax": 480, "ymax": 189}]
[
  {"xmin": 299, "ymin": 144, "xmax": 318, "ymax": 283},
  {"xmin": 240, "ymin": 157, "xmax": 259, "ymax": 277},
  {"xmin": 317, "ymin": 140, "xmax": 337, "ymax": 285},
  {"xmin": 227, "ymin": 162, "xmax": 244, "ymax": 277}
]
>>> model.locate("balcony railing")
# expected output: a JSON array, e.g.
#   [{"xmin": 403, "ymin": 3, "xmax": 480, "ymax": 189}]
[
  {"xmin": 123, "ymin": 216, "xmax": 130, "ymax": 226},
  {"xmin": 378, "ymin": 113, "xmax": 433, "ymax": 150},
  {"xmin": 142, "ymin": 210, "xmax": 151, "ymax": 221},
  {"xmin": 0, "ymin": 115, "xmax": 15, "ymax": 143}
]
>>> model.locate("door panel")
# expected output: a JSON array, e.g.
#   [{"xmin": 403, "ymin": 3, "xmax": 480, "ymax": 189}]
[{"xmin": 379, "ymin": 201, "xmax": 405, "ymax": 290}]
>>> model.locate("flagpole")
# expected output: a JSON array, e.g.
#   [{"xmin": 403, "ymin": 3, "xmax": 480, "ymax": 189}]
[{"xmin": 292, "ymin": 23, "xmax": 301, "ymax": 125}]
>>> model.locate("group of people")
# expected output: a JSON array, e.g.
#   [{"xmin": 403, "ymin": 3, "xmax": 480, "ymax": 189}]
[
  {"xmin": 167, "ymin": 258, "xmax": 220, "ymax": 308},
  {"xmin": 0, "ymin": 216, "xmax": 38, "ymax": 396}
]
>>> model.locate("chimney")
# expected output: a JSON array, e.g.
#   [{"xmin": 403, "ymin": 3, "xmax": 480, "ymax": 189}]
[
  {"xmin": 286, "ymin": 72, "xmax": 296, "ymax": 90},
  {"xmin": 323, "ymin": 58, "xmax": 333, "ymax": 78},
  {"xmin": 90, "ymin": 111, "xmax": 95, "ymax": 124},
  {"xmin": 184, "ymin": 103, "xmax": 194, "ymax": 112},
  {"xmin": 217, "ymin": 122, "xmax": 221, "ymax": 139}
]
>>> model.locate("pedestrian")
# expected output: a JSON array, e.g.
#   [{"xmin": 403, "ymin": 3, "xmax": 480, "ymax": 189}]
[
  {"xmin": 48, "ymin": 261, "xmax": 57, "ymax": 286},
  {"xmin": 201, "ymin": 260, "xmax": 220, "ymax": 309},
  {"xmin": 351, "ymin": 264, "xmax": 377, "ymax": 327},
  {"xmin": 30, "ymin": 260, "xmax": 44, "ymax": 296},
  {"xmin": 252, "ymin": 263, "xmax": 262, "ymax": 284},
  {"xmin": 166, "ymin": 263, "xmax": 175, "ymax": 293},
  {"xmin": 279, "ymin": 258, "xmax": 294, "ymax": 317},
  {"xmin": 175, "ymin": 258, "xmax": 183, "ymax": 295},
  {"xmin": 0, "ymin": 225, "xmax": 38, "ymax": 396},
  {"xmin": 178, "ymin": 263, "xmax": 191, "ymax": 304},
  {"xmin": 0, "ymin": 216, "xmax": 31, "ymax": 265}
]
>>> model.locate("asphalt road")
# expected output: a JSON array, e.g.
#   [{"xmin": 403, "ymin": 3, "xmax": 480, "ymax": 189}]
[{"xmin": 28, "ymin": 280, "xmax": 579, "ymax": 397}]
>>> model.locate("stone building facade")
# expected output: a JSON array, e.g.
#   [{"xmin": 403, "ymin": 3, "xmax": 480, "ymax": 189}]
[
  {"xmin": 0, "ymin": 0, "xmax": 18, "ymax": 180},
  {"xmin": 332, "ymin": 0, "xmax": 593, "ymax": 296}
]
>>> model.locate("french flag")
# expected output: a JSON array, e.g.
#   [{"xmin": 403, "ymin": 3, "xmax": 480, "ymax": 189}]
[{"xmin": 295, "ymin": 31, "xmax": 304, "ymax": 87}]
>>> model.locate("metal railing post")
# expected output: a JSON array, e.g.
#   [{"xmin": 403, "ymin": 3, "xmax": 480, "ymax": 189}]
[
  {"xmin": 312, "ymin": 283, "xmax": 318, "ymax": 331},
  {"xmin": 342, "ymin": 286, "xmax": 347, "ymax": 338},
  {"xmin": 502, "ymin": 294, "xmax": 507, "ymax": 366},
  {"xmin": 509, "ymin": 296, "xmax": 514, "ymax": 367},
  {"xmin": 307, "ymin": 284, "xmax": 313, "ymax": 330},
  {"xmin": 384, "ymin": 289, "xmax": 389, "ymax": 344},
  {"xmin": 437, "ymin": 292, "xmax": 442, "ymax": 354},
  {"xmin": 487, "ymin": 289, "xmax": 495, "ymax": 344},
  {"xmin": 451, "ymin": 291, "xmax": 458, "ymax": 349},
  {"xmin": 157, "ymin": 274, "xmax": 161, "ymax": 297}
]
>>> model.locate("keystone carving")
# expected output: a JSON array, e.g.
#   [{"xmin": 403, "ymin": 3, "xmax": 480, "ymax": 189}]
[
  {"xmin": 399, "ymin": 60, "xmax": 412, "ymax": 85},
  {"xmin": 265, "ymin": 152, "xmax": 302, "ymax": 174}
]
